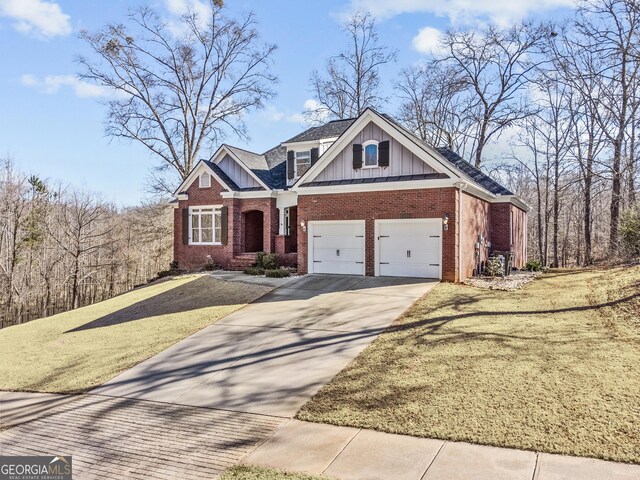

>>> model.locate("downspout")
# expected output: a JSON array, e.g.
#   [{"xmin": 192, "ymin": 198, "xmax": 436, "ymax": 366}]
[{"xmin": 454, "ymin": 181, "xmax": 467, "ymax": 282}]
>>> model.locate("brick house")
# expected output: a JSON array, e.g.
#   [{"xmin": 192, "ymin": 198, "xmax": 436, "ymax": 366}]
[{"xmin": 172, "ymin": 108, "xmax": 528, "ymax": 282}]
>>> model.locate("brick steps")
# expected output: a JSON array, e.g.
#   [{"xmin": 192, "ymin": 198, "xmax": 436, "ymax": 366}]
[{"xmin": 228, "ymin": 253, "xmax": 258, "ymax": 270}]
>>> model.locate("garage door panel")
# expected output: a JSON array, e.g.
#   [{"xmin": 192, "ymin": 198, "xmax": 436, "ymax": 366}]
[
  {"xmin": 376, "ymin": 220, "xmax": 441, "ymax": 279},
  {"xmin": 313, "ymin": 235, "xmax": 363, "ymax": 250},
  {"xmin": 313, "ymin": 247, "xmax": 363, "ymax": 263},
  {"xmin": 310, "ymin": 222, "xmax": 365, "ymax": 276}
]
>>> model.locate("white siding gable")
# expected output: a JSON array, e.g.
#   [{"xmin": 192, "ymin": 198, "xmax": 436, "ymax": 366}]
[
  {"xmin": 313, "ymin": 121, "xmax": 437, "ymax": 182},
  {"xmin": 217, "ymin": 154, "xmax": 262, "ymax": 189}
]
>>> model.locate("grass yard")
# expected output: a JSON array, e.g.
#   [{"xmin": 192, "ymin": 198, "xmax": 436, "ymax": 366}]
[
  {"xmin": 0, "ymin": 275, "xmax": 271, "ymax": 393},
  {"xmin": 221, "ymin": 466, "xmax": 328, "ymax": 480},
  {"xmin": 297, "ymin": 266, "xmax": 640, "ymax": 464}
]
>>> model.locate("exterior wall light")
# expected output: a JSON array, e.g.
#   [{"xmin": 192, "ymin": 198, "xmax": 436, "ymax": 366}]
[
  {"xmin": 300, "ymin": 219, "xmax": 306, "ymax": 232},
  {"xmin": 443, "ymin": 214, "xmax": 449, "ymax": 231}
]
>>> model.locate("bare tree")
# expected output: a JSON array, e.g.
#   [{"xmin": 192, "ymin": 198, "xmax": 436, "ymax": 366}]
[
  {"xmin": 78, "ymin": 1, "xmax": 277, "ymax": 194},
  {"xmin": 306, "ymin": 11, "xmax": 396, "ymax": 122},
  {"xmin": 559, "ymin": 0, "xmax": 640, "ymax": 252},
  {"xmin": 439, "ymin": 21, "xmax": 551, "ymax": 168},
  {"xmin": 396, "ymin": 61, "xmax": 475, "ymax": 154}
]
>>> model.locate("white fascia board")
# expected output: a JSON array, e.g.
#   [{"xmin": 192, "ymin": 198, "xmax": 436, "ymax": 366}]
[
  {"xmin": 220, "ymin": 190, "xmax": 277, "ymax": 199},
  {"xmin": 293, "ymin": 109, "xmax": 462, "ymax": 189},
  {"xmin": 213, "ymin": 145, "xmax": 271, "ymax": 191},
  {"xmin": 493, "ymin": 195, "xmax": 531, "ymax": 212},
  {"xmin": 295, "ymin": 179, "xmax": 457, "ymax": 196},
  {"xmin": 281, "ymin": 140, "xmax": 321, "ymax": 149},
  {"xmin": 172, "ymin": 160, "xmax": 233, "ymax": 197}
]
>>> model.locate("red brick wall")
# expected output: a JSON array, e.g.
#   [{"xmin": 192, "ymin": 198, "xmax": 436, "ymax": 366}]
[
  {"xmin": 489, "ymin": 202, "xmax": 528, "ymax": 268},
  {"xmin": 297, "ymin": 188, "xmax": 458, "ymax": 281},
  {"xmin": 461, "ymin": 192, "xmax": 491, "ymax": 279},
  {"xmin": 173, "ymin": 175, "xmax": 278, "ymax": 269}
]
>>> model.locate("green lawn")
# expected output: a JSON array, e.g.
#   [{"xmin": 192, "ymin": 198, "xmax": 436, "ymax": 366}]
[
  {"xmin": 297, "ymin": 266, "xmax": 640, "ymax": 464},
  {"xmin": 0, "ymin": 275, "xmax": 272, "ymax": 393},
  {"xmin": 221, "ymin": 466, "xmax": 328, "ymax": 480}
]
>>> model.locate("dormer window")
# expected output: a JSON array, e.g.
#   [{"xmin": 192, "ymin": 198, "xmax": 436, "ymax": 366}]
[
  {"xmin": 199, "ymin": 172, "xmax": 211, "ymax": 188},
  {"xmin": 363, "ymin": 140, "xmax": 379, "ymax": 167},
  {"xmin": 295, "ymin": 150, "xmax": 311, "ymax": 177}
]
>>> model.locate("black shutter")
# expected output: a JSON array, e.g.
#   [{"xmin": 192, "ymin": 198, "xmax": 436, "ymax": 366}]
[
  {"xmin": 287, "ymin": 150, "xmax": 295, "ymax": 180},
  {"xmin": 378, "ymin": 140, "xmax": 390, "ymax": 167},
  {"xmin": 353, "ymin": 144, "xmax": 363, "ymax": 169},
  {"xmin": 182, "ymin": 208, "xmax": 189, "ymax": 245},
  {"xmin": 220, "ymin": 206, "xmax": 228, "ymax": 245},
  {"xmin": 310, "ymin": 147, "xmax": 319, "ymax": 166}
]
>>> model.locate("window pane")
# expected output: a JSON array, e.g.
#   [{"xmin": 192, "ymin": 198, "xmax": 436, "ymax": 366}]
[
  {"xmin": 365, "ymin": 144, "xmax": 378, "ymax": 166},
  {"xmin": 201, "ymin": 212, "xmax": 213, "ymax": 229},
  {"xmin": 201, "ymin": 228, "xmax": 213, "ymax": 243},
  {"xmin": 295, "ymin": 151, "xmax": 310, "ymax": 160}
]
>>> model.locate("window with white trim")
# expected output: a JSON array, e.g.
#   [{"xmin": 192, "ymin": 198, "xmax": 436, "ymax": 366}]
[
  {"xmin": 199, "ymin": 172, "xmax": 211, "ymax": 188},
  {"xmin": 189, "ymin": 206, "xmax": 222, "ymax": 244},
  {"xmin": 363, "ymin": 140, "xmax": 379, "ymax": 167},
  {"xmin": 295, "ymin": 150, "xmax": 311, "ymax": 177}
]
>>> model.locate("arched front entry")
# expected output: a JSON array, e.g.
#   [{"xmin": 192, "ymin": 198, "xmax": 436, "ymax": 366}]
[{"xmin": 243, "ymin": 210, "xmax": 264, "ymax": 252}]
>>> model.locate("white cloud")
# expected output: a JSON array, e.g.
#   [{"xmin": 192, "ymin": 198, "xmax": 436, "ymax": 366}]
[
  {"xmin": 165, "ymin": 0, "xmax": 211, "ymax": 36},
  {"xmin": 21, "ymin": 74, "xmax": 112, "ymax": 98},
  {"xmin": 260, "ymin": 100, "xmax": 325, "ymax": 125},
  {"xmin": 0, "ymin": 0, "xmax": 71, "ymax": 38},
  {"xmin": 347, "ymin": 0, "xmax": 574, "ymax": 27},
  {"xmin": 412, "ymin": 27, "xmax": 446, "ymax": 55}
]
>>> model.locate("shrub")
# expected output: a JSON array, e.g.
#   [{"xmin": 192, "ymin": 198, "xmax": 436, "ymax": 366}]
[
  {"xmin": 620, "ymin": 206, "xmax": 640, "ymax": 257},
  {"xmin": 255, "ymin": 252, "xmax": 280, "ymax": 270},
  {"xmin": 484, "ymin": 256, "xmax": 504, "ymax": 276},
  {"xmin": 157, "ymin": 268, "xmax": 181, "ymax": 279},
  {"xmin": 243, "ymin": 266, "xmax": 265, "ymax": 276},
  {"xmin": 525, "ymin": 259, "xmax": 543, "ymax": 272},
  {"xmin": 265, "ymin": 268, "xmax": 290, "ymax": 278}
]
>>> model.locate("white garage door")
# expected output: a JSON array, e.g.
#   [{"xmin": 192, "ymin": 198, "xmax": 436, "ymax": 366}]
[
  {"xmin": 375, "ymin": 219, "xmax": 442, "ymax": 279},
  {"xmin": 309, "ymin": 221, "xmax": 365, "ymax": 275}
]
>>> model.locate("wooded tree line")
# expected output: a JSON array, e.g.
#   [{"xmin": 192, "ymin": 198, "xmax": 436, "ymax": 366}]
[
  {"xmin": 308, "ymin": 0, "xmax": 640, "ymax": 267},
  {"xmin": 0, "ymin": 159, "xmax": 172, "ymax": 328}
]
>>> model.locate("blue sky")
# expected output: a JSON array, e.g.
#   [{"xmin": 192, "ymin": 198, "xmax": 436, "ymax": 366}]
[{"xmin": 0, "ymin": 0, "xmax": 575, "ymax": 206}]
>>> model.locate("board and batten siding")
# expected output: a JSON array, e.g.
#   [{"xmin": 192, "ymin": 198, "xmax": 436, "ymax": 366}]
[
  {"xmin": 314, "ymin": 121, "xmax": 436, "ymax": 182},
  {"xmin": 218, "ymin": 154, "xmax": 262, "ymax": 189}
]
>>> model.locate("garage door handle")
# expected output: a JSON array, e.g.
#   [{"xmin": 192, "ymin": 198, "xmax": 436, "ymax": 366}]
[
  {"xmin": 356, "ymin": 235, "xmax": 364, "ymax": 238},
  {"xmin": 336, "ymin": 249, "xmax": 340, "ymax": 257},
  {"xmin": 430, "ymin": 263, "xmax": 440, "ymax": 266},
  {"xmin": 430, "ymin": 235, "xmax": 440, "ymax": 238},
  {"xmin": 379, "ymin": 235, "xmax": 389, "ymax": 239},
  {"xmin": 407, "ymin": 250, "xmax": 411, "ymax": 258},
  {"xmin": 380, "ymin": 262, "xmax": 389, "ymax": 264},
  {"xmin": 313, "ymin": 235, "xmax": 322, "ymax": 238},
  {"xmin": 356, "ymin": 261, "xmax": 364, "ymax": 264}
]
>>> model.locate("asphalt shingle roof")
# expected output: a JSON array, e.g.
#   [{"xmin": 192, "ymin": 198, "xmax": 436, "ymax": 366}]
[
  {"xmin": 200, "ymin": 111, "xmax": 514, "ymax": 196},
  {"xmin": 282, "ymin": 118, "xmax": 356, "ymax": 144}
]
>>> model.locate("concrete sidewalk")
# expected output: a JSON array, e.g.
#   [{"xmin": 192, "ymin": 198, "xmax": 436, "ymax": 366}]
[{"xmin": 242, "ymin": 419, "xmax": 640, "ymax": 480}]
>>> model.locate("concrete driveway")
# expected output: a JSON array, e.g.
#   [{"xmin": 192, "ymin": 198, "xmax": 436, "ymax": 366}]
[{"xmin": 93, "ymin": 274, "xmax": 437, "ymax": 417}]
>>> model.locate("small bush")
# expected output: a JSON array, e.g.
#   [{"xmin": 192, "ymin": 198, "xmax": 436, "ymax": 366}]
[
  {"xmin": 255, "ymin": 252, "xmax": 280, "ymax": 270},
  {"xmin": 484, "ymin": 256, "xmax": 504, "ymax": 277},
  {"xmin": 157, "ymin": 268, "xmax": 181, "ymax": 279},
  {"xmin": 265, "ymin": 268, "xmax": 290, "ymax": 278},
  {"xmin": 525, "ymin": 259, "xmax": 543, "ymax": 272},
  {"xmin": 243, "ymin": 266, "xmax": 265, "ymax": 276},
  {"xmin": 620, "ymin": 206, "xmax": 640, "ymax": 257}
]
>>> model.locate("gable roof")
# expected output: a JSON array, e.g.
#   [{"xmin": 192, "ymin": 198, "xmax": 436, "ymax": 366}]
[
  {"xmin": 435, "ymin": 148, "xmax": 513, "ymax": 195},
  {"xmin": 283, "ymin": 118, "xmax": 355, "ymax": 144}
]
